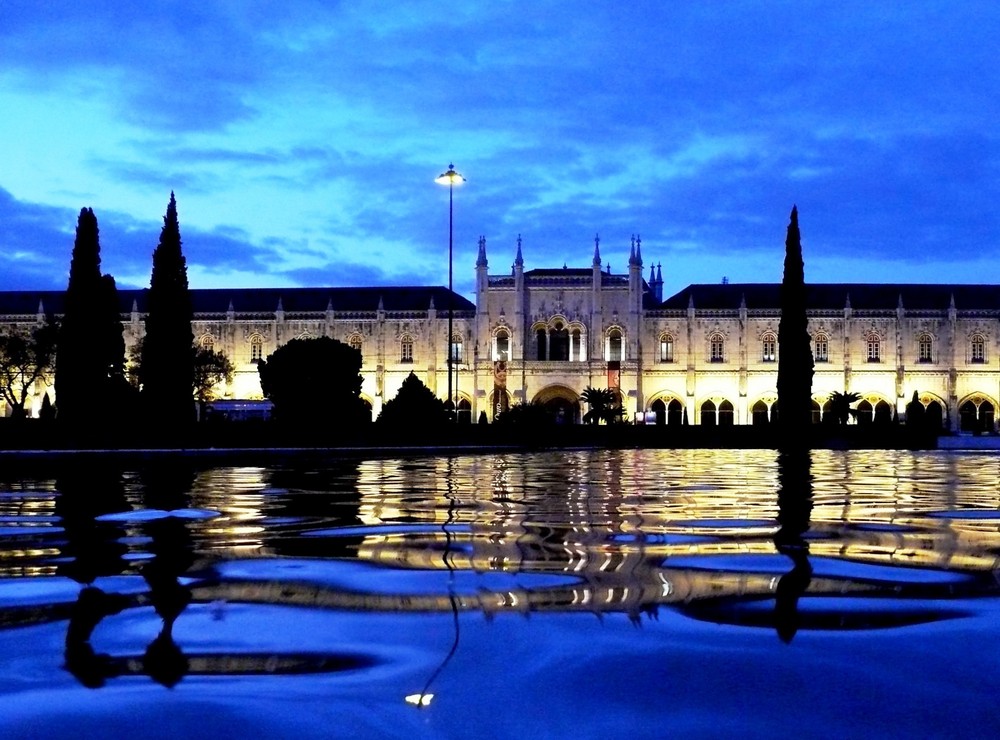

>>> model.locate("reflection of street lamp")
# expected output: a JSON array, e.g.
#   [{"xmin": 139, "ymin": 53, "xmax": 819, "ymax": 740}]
[{"xmin": 435, "ymin": 164, "xmax": 465, "ymax": 419}]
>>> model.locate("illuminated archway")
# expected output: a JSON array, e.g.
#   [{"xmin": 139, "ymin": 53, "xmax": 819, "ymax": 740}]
[{"xmin": 532, "ymin": 385, "xmax": 582, "ymax": 424}]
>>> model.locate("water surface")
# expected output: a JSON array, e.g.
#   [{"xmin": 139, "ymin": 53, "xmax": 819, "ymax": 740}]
[{"xmin": 1, "ymin": 449, "xmax": 999, "ymax": 738}]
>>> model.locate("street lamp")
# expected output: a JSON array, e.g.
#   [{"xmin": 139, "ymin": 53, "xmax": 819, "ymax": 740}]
[{"xmin": 435, "ymin": 163, "xmax": 465, "ymax": 420}]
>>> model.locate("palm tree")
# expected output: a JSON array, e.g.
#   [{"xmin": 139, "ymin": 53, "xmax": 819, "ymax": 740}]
[
  {"xmin": 827, "ymin": 391, "xmax": 861, "ymax": 426},
  {"xmin": 581, "ymin": 386, "xmax": 620, "ymax": 425}
]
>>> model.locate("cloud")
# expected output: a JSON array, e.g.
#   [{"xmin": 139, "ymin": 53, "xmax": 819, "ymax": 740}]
[{"xmin": 1, "ymin": 2, "xmax": 998, "ymax": 297}]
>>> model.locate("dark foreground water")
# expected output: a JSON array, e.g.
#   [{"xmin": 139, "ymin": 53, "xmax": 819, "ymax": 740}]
[{"xmin": 1, "ymin": 449, "xmax": 999, "ymax": 739}]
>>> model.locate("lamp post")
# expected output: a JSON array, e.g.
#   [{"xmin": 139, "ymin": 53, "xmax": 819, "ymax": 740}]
[{"xmin": 435, "ymin": 163, "xmax": 465, "ymax": 420}]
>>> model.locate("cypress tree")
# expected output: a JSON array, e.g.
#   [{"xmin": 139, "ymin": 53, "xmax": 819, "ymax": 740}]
[
  {"xmin": 140, "ymin": 192, "xmax": 195, "ymax": 428},
  {"xmin": 777, "ymin": 206, "xmax": 814, "ymax": 438},
  {"xmin": 56, "ymin": 208, "xmax": 126, "ymax": 426}
]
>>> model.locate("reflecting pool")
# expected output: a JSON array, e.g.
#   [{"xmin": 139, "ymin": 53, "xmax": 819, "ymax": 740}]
[{"xmin": 1, "ymin": 449, "xmax": 1000, "ymax": 738}]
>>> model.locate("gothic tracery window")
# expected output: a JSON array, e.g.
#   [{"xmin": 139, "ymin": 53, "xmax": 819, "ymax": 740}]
[
  {"xmin": 659, "ymin": 333, "xmax": 674, "ymax": 363},
  {"xmin": 709, "ymin": 333, "xmax": 725, "ymax": 363},
  {"xmin": 348, "ymin": 334, "xmax": 363, "ymax": 353},
  {"xmin": 249, "ymin": 335, "xmax": 263, "ymax": 363},
  {"xmin": 813, "ymin": 334, "xmax": 829, "ymax": 363},
  {"xmin": 761, "ymin": 332, "xmax": 776, "ymax": 362},
  {"xmin": 971, "ymin": 334, "xmax": 986, "ymax": 364},
  {"xmin": 867, "ymin": 333, "xmax": 881, "ymax": 363},
  {"xmin": 607, "ymin": 328, "xmax": 623, "ymax": 362},
  {"xmin": 495, "ymin": 328, "xmax": 510, "ymax": 361},
  {"xmin": 400, "ymin": 335, "xmax": 414, "ymax": 363},
  {"xmin": 917, "ymin": 333, "xmax": 932, "ymax": 363}
]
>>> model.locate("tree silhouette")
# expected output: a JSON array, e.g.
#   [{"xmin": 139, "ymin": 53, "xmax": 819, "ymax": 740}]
[
  {"xmin": 55, "ymin": 208, "xmax": 127, "ymax": 426},
  {"xmin": 777, "ymin": 206, "xmax": 814, "ymax": 438},
  {"xmin": 581, "ymin": 386, "xmax": 621, "ymax": 425},
  {"xmin": 140, "ymin": 193, "xmax": 195, "ymax": 429},
  {"xmin": 258, "ymin": 336, "xmax": 367, "ymax": 426},
  {"xmin": 827, "ymin": 391, "xmax": 861, "ymax": 425},
  {"xmin": 377, "ymin": 371, "xmax": 448, "ymax": 427}
]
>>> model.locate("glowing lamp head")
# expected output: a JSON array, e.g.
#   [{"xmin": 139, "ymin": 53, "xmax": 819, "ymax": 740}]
[{"xmin": 435, "ymin": 164, "xmax": 465, "ymax": 186}]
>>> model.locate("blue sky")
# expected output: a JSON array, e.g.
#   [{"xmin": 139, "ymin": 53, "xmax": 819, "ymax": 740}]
[{"xmin": 2, "ymin": 2, "xmax": 998, "ymax": 299}]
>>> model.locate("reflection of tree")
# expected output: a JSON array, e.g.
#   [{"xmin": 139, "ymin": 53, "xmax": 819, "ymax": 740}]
[
  {"xmin": 138, "ymin": 463, "xmax": 197, "ymax": 687},
  {"xmin": 57, "ymin": 461, "xmax": 132, "ymax": 686},
  {"xmin": 773, "ymin": 448, "xmax": 814, "ymax": 643},
  {"xmin": 265, "ymin": 462, "xmax": 363, "ymax": 558}
]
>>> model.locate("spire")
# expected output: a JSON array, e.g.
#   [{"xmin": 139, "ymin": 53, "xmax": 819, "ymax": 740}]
[
  {"xmin": 656, "ymin": 262, "xmax": 662, "ymax": 282},
  {"xmin": 377, "ymin": 295, "xmax": 385, "ymax": 312},
  {"xmin": 649, "ymin": 265, "xmax": 656, "ymax": 283},
  {"xmin": 515, "ymin": 234, "xmax": 523, "ymax": 267},
  {"xmin": 740, "ymin": 293, "xmax": 747, "ymax": 310},
  {"xmin": 629, "ymin": 235, "xmax": 636, "ymax": 265},
  {"xmin": 476, "ymin": 235, "xmax": 488, "ymax": 267},
  {"xmin": 635, "ymin": 234, "xmax": 642, "ymax": 265},
  {"xmin": 593, "ymin": 233, "xmax": 602, "ymax": 266},
  {"xmin": 429, "ymin": 294, "xmax": 435, "ymax": 310}
]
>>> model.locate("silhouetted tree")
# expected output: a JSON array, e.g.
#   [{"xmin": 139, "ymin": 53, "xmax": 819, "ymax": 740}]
[
  {"xmin": 377, "ymin": 371, "xmax": 448, "ymax": 427},
  {"xmin": 258, "ymin": 336, "xmax": 367, "ymax": 426},
  {"xmin": 777, "ymin": 206, "xmax": 814, "ymax": 438},
  {"xmin": 193, "ymin": 344, "xmax": 235, "ymax": 412},
  {"xmin": 56, "ymin": 208, "xmax": 127, "ymax": 426},
  {"xmin": 827, "ymin": 391, "xmax": 860, "ymax": 425},
  {"xmin": 140, "ymin": 193, "xmax": 195, "ymax": 429},
  {"xmin": 906, "ymin": 391, "xmax": 926, "ymax": 428},
  {"xmin": 0, "ymin": 317, "xmax": 58, "ymax": 419},
  {"xmin": 580, "ymin": 386, "xmax": 622, "ymax": 425}
]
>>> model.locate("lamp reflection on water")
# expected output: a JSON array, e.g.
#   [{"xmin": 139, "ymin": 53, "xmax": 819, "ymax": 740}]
[{"xmin": 406, "ymin": 458, "xmax": 461, "ymax": 709}]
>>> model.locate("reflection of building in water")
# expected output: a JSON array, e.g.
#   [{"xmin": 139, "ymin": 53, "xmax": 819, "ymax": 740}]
[
  {"xmin": 5, "ymin": 452, "xmax": 1000, "ymax": 628},
  {"xmin": 5, "ymin": 241, "xmax": 1000, "ymax": 431}
]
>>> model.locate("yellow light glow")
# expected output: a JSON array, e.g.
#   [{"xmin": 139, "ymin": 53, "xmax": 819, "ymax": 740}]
[{"xmin": 435, "ymin": 164, "xmax": 465, "ymax": 186}]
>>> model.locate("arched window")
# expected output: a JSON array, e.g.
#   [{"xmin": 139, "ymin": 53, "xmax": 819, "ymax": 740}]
[
  {"xmin": 874, "ymin": 400, "xmax": 893, "ymax": 424},
  {"xmin": 709, "ymin": 333, "xmax": 725, "ymax": 363},
  {"xmin": 718, "ymin": 400, "xmax": 734, "ymax": 426},
  {"xmin": 607, "ymin": 328, "xmax": 623, "ymax": 362},
  {"xmin": 571, "ymin": 328, "xmax": 585, "ymax": 362},
  {"xmin": 535, "ymin": 327, "xmax": 547, "ymax": 360},
  {"xmin": 752, "ymin": 400, "xmax": 769, "ymax": 425},
  {"xmin": 866, "ymin": 334, "xmax": 881, "ymax": 363},
  {"xmin": 700, "ymin": 400, "xmax": 717, "ymax": 426},
  {"xmin": 811, "ymin": 400, "xmax": 822, "ymax": 425},
  {"xmin": 667, "ymin": 399, "xmax": 684, "ymax": 426},
  {"xmin": 659, "ymin": 333, "xmax": 674, "ymax": 363},
  {"xmin": 761, "ymin": 332, "xmax": 776, "ymax": 362},
  {"xmin": 971, "ymin": 334, "xmax": 987, "ymax": 364},
  {"xmin": 495, "ymin": 328, "xmax": 510, "ymax": 361},
  {"xmin": 200, "ymin": 334, "xmax": 214, "ymax": 351},
  {"xmin": 549, "ymin": 322, "xmax": 569, "ymax": 361},
  {"xmin": 813, "ymin": 333, "xmax": 829, "ymax": 363},
  {"xmin": 348, "ymin": 334, "xmax": 363, "ymax": 353},
  {"xmin": 400, "ymin": 335, "xmax": 414, "ymax": 363},
  {"xmin": 857, "ymin": 400, "xmax": 873, "ymax": 424},
  {"xmin": 450, "ymin": 333, "xmax": 464, "ymax": 364},
  {"xmin": 651, "ymin": 398, "xmax": 666, "ymax": 425},
  {"xmin": 917, "ymin": 334, "xmax": 932, "ymax": 363},
  {"xmin": 249, "ymin": 335, "xmax": 264, "ymax": 363}
]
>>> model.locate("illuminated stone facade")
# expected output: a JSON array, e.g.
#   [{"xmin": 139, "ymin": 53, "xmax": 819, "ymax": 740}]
[{"xmin": 1, "ymin": 238, "xmax": 998, "ymax": 431}]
